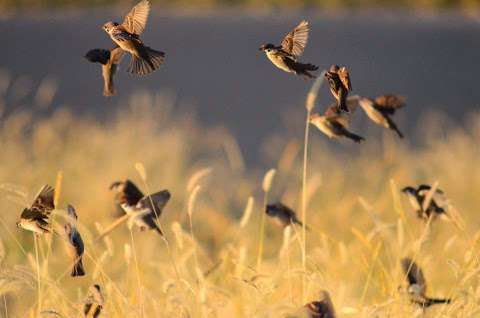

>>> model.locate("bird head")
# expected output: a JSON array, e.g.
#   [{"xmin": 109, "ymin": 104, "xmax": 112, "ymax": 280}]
[
  {"xmin": 402, "ymin": 186, "xmax": 417, "ymax": 195},
  {"xmin": 265, "ymin": 204, "xmax": 276, "ymax": 216},
  {"xmin": 102, "ymin": 22, "xmax": 118, "ymax": 33},
  {"xmin": 329, "ymin": 64, "xmax": 340, "ymax": 72},
  {"xmin": 259, "ymin": 43, "xmax": 275, "ymax": 53},
  {"xmin": 309, "ymin": 113, "xmax": 323, "ymax": 123}
]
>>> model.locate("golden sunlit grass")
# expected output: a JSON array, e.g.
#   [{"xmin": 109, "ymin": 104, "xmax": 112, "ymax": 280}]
[{"xmin": 0, "ymin": 75, "xmax": 480, "ymax": 317}]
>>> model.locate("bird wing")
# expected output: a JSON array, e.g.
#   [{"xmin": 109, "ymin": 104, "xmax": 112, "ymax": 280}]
[
  {"xmin": 31, "ymin": 185, "xmax": 55, "ymax": 215},
  {"xmin": 138, "ymin": 190, "xmax": 171, "ymax": 217},
  {"xmin": 281, "ymin": 20, "xmax": 309, "ymax": 58},
  {"xmin": 374, "ymin": 94, "xmax": 406, "ymax": 114},
  {"xmin": 85, "ymin": 49, "xmax": 111, "ymax": 65},
  {"xmin": 325, "ymin": 104, "xmax": 352, "ymax": 128},
  {"xmin": 401, "ymin": 258, "xmax": 427, "ymax": 294},
  {"xmin": 338, "ymin": 67, "xmax": 352, "ymax": 91},
  {"xmin": 109, "ymin": 47, "xmax": 125, "ymax": 65},
  {"xmin": 122, "ymin": 0, "xmax": 151, "ymax": 35},
  {"xmin": 20, "ymin": 208, "xmax": 45, "ymax": 220}
]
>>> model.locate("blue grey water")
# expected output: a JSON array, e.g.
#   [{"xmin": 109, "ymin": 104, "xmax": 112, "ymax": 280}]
[{"xmin": 1, "ymin": 10, "xmax": 480, "ymax": 164}]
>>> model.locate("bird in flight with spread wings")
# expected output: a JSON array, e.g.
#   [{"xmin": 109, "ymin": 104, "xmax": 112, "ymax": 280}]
[
  {"xmin": 16, "ymin": 184, "xmax": 55, "ymax": 235},
  {"xmin": 102, "ymin": 0, "xmax": 165, "ymax": 76},
  {"xmin": 359, "ymin": 94, "xmax": 406, "ymax": 138},
  {"xmin": 85, "ymin": 47, "xmax": 124, "ymax": 96},
  {"xmin": 325, "ymin": 65, "xmax": 353, "ymax": 113},
  {"xmin": 259, "ymin": 20, "xmax": 318, "ymax": 79}
]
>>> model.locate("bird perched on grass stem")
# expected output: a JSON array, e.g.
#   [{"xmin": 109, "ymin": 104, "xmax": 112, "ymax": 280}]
[
  {"xmin": 358, "ymin": 94, "xmax": 405, "ymax": 138},
  {"xmin": 401, "ymin": 258, "xmax": 451, "ymax": 308},
  {"xmin": 16, "ymin": 185, "xmax": 55, "ymax": 235},
  {"xmin": 402, "ymin": 184, "xmax": 449, "ymax": 221},
  {"xmin": 84, "ymin": 284, "xmax": 104, "ymax": 318},
  {"xmin": 85, "ymin": 48, "xmax": 124, "ymax": 96},
  {"xmin": 64, "ymin": 204, "xmax": 85, "ymax": 277},
  {"xmin": 304, "ymin": 290, "xmax": 336, "ymax": 318},
  {"xmin": 103, "ymin": 0, "xmax": 165, "ymax": 75},
  {"xmin": 265, "ymin": 202, "xmax": 308, "ymax": 229},
  {"xmin": 325, "ymin": 65, "xmax": 352, "ymax": 113},
  {"xmin": 259, "ymin": 20, "xmax": 318, "ymax": 79}
]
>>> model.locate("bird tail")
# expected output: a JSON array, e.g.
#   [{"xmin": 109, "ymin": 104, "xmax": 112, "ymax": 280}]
[
  {"xmin": 295, "ymin": 63, "xmax": 319, "ymax": 79},
  {"xmin": 128, "ymin": 47, "xmax": 165, "ymax": 76},
  {"xmin": 386, "ymin": 116, "xmax": 404, "ymax": 138},
  {"xmin": 344, "ymin": 130, "xmax": 365, "ymax": 143},
  {"xmin": 293, "ymin": 219, "xmax": 310, "ymax": 231},
  {"xmin": 71, "ymin": 258, "xmax": 86, "ymax": 277},
  {"xmin": 425, "ymin": 297, "xmax": 451, "ymax": 307}
]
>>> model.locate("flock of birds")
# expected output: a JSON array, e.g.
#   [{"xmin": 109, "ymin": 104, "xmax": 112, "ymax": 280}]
[{"xmin": 11, "ymin": 0, "xmax": 457, "ymax": 316}]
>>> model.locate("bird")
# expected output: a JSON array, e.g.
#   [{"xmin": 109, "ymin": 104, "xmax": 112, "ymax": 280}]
[
  {"xmin": 401, "ymin": 184, "xmax": 449, "ymax": 220},
  {"xmin": 325, "ymin": 65, "xmax": 352, "ymax": 113},
  {"xmin": 259, "ymin": 20, "xmax": 318, "ymax": 79},
  {"xmin": 401, "ymin": 258, "xmax": 451, "ymax": 308},
  {"xmin": 16, "ymin": 184, "xmax": 55, "ymax": 235},
  {"xmin": 110, "ymin": 179, "xmax": 145, "ymax": 217},
  {"xmin": 265, "ymin": 202, "xmax": 307, "ymax": 229},
  {"xmin": 64, "ymin": 204, "xmax": 85, "ymax": 277},
  {"xmin": 111, "ymin": 184, "xmax": 171, "ymax": 234},
  {"xmin": 102, "ymin": 0, "xmax": 165, "ymax": 75},
  {"xmin": 84, "ymin": 284, "xmax": 104, "ymax": 318},
  {"xmin": 358, "ymin": 94, "xmax": 405, "ymax": 138},
  {"xmin": 309, "ymin": 100, "xmax": 365, "ymax": 144},
  {"xmin": 85, "ymin": 47, "xmax": 125, "ymax": 96},
  {"xmin": 304, "ymin": 290, "xmax": 336, "ymax": 318}
]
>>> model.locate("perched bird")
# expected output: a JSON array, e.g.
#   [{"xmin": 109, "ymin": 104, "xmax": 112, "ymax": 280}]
[
  {"xmin": 110, "ymin": 179, "xmax": 145, "ymax": 217},
  {"xmin": 84, "ymin": 284, "xmax": 104, "ymax": 318},
  {"xmin": 16, "ymin": 185, "xmax": 55, "ymax": 234},
  {"xmin": 402, "ymin": 184, "xmax": 449, "ymax": 220},
  {"xmin": 401, "ymin": 258, "xmax": 451, "ymax": 308},
  {"xmin": 102, "ymin": 0, "xmax": 165, "ymax": 75},
  {"xmin": 310, "ymin": 101, "xmax": 365, "ymax": 144},
  {"xmin": 85, "ymin": 48, "xmax": 124, "ymax": 96},
  {"xmin": 64, "ymin": 205, "xmax": 85, "ymax": 277},
  {"xmin": 265, "ymin": 202, "xmax": 307, "ymax": 229},
  {"xmin": 304, "ymin": 290, "xmax": 336, "ymax": 318},
  {"xmin": 111, "ymin": 183, "xmax": 171, "ymax": 234},
  {"xmin": 259, "ymin": 20, "xmax": 318, "ymax": 79},
  {"xmin": 358, "ymin": 94, "xmax": 405, "ymax": 138},
  {"xmin": 325, "ymin": 65, "xmax": 352, "ymax": 113}
]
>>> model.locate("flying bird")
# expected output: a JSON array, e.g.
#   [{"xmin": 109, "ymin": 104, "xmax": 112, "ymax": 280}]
[
  {"xmin": 84, "ymin": 284, "xmax": 104, "ymax": 318},
  {"xmin": 64, "ymin": 205, "xmax": 85, "ymax": 277},
  {"xmin": 359, "ymin": 94, "xmax": 405, "ymax": 138},
  {"xmin": 110, "ymin": 179, "xmax": 144, "ymax": 217},
  {"xmin": 110, "ymin": 182, "xmax": 171, "ymax": 234},
  {"xmin": 102, "ymin": 0, "xmax": 165, "ymax": 75},
  {"xmin": 310, "ymin": 101, "xmax": 365, "ymax": 144},
  {"xmin": 401, "ymin": 258, "xmax": 451, "ymax": 308},
  {"xmin": 16, "ymin": 185, "xmax": 55, "ymax": 234},
  {"xmin": 325, "ymin": 65, "xmax": 352, "ymax": 113},
  {"xmin": 265, "ymin": 202, "xmax": 307, "ymax": 229},
  {"xmin": 85, "ymin": 48, "xmax": 125, "ymax": 96},
  {"xmin": 259, "ymin": 20, "xmax": 318, "ymax": 79},
  {"xmin": 402, "ymin": 184, "xmax": 449, "ymax": 220},
  {"xmin": 304, "ymin": 290, "xmax": 336, "ymax": 318}
]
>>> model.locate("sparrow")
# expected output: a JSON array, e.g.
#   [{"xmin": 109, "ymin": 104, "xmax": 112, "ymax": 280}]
[
  {"xmin": 325, "ymin": 65, "xmax": 352, "ymax": 113},
  {"xmin": 402, "ymin": 184, "xmax": 448, "ymax": 220},
  {"xmin": 84, "ymin": 284, "xmax": 104, "ymax": 318},
  {"xmin": 64, "ymin": 204, "xmax": 85, "ymax": 277},
  {"xmin": 110, "ymin": 179, "xmax": 145, "ymax": 217},
  {"xmin": 358, "ymin": 94, "xmax": 405, "ymax": 138},
  {"xmin": 309, "ymin": 102, "xmax": 365, "ymax": 144},
  {"xmin": 401, "ymin": 258, "xmax": 451, "ymax": 308},
  {"xmin": 117, "ymin": 188, "xmax": 171, "ymax": 235},
  {"xmin": 16, "ymin": 184, "xmax": 55, "ymax": 234},
  {"xmin": 102, "ymin": 0, "xmax": 165, "ymax": 75},
  {"xmin": 85, "ymin": 47, "xmax": 125, "ymax": 96},
  {"xmin": 259, "ymin": 20, "xmax": 318, "ymax": 79},
  {"xmin": 265, "ymin": 202, "xmax": 307, "ymax": 229},
  {"xmin": 304, "ymin": 290, "xmax": 336, "ymax": 318}
]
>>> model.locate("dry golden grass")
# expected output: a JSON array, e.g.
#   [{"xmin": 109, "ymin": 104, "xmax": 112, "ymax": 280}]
[{"xmin": 0, "ymin": 74, "xmax": 480, "ymax": 317}]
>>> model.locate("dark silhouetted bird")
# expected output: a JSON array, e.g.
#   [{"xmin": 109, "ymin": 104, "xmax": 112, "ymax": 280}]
[
  {"xmin": 85, "ymin": 47, "xmax": 124, "ymax": 96},
  {"xmin": 64, "ymin": 204, "xmax": 85, "ymax": 277},
  {"xmin": 265, "ymin": 202, "xmax": 307, "ymax": 229},
  {"xmin": 359, "ymin": 94, "xmax": 405, "ymax": 138},
  {"xmin": 304, "ymin": 290, "xmax": 336, "ymax": 318},
  {"xmin": 17, "ymin": 185, "xmax": 55, "ymax": 234},
  {"xmin": 325, "ymin": 65, "xmax": 352, "ymax": 113},
  {"xmin": 259, "ymin": 20, "xmax": 318, "ymax": 79},
  {"xmin": 402, "ymin": 184, "xmax": 449, "ymax": 220},
  {"xmin": 110, "ymin": 179, "xmax": 144, "ymax": 217}
]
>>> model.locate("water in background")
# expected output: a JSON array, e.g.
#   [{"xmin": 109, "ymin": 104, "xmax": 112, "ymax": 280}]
[{"xmin": 2, "ymin": 10, "xmax": 480, "ymax": 163}]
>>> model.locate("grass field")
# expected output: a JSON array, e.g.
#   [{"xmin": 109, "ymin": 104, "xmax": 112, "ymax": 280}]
[{"xmin": 0, "ymin": 73, "xmax": 480, "ymax": 317}]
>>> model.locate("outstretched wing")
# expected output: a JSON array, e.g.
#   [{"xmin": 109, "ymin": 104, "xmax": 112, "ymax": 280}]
[
  {"xmin": 122, "ymin": 0, "xmax": 151, "ymax": 35},
  {"xmin": 85, "ymin": 49, "xmax": 110, "ymax": 65},
  {"xmin": 401, "ymin": 258, "xmax": 426, "ymax": 294},
  {"xmin": 31, "ymin": 185, "xmax": 55, "ymax": 215},
  {"xmin": 138, "ymin": 190, "xmax": 171, "ymax": 218},
  {"xmin": 281, "ymin": 20, "xmax": 309, "ymax": 57},
  {"xmin": 338, "ymin": 67, "xmax": 352, "ymax": 91},
  {"xmin": 374, "ymin": 94, "xmax": 406, "ymax": 114}
]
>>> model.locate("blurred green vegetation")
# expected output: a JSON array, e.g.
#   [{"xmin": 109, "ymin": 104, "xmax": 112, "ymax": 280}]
[{"xmin": 1, "ymin": 0, "xmax": 480, "ymax": 9}]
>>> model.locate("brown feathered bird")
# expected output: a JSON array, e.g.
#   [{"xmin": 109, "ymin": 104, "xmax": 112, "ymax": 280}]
[
  {"xmin": 110, "ymin": 179, "xmax": 145, "ymax": 217},
  {"xmin": 325, "ymin": 65, "xmax": 352, "ymax": 113},
  {"xmin": 402, "ymin": 184, "xmax": 449, "ymax": 221},
  {"xmin": 401, "ymin": 258, "xmax": 451, "ymax": 308},
  {"xmin": 103, "ymin": 0, "xmax": 165, "ymax": 75},
  {"xmin": 265, "ymin": 202, "xmax": 307, "ymax": 229},
  {"xmin": 85, "ymin": 47, "xmax": 124, "ymax": 96},
  {"xmin": 64, "ymin": 204, "xmax": 85, "ymax": 277},
  {"xmin": 304, "ymin": 290, "xmax": 336, "ymax": 318},
  {"xmin": 84, "ymin": 284, "xmax": 104, "ymax": 318},
  {"xmin": 259, "ymin": 20, "xmax": 318, "ymax": 79},
  {"xmin": 359, "ymin": 94, "xmax": 405, "ymax": 138},
  {"xmin": 16, "ymin": 185, "xmax": 55, "ymax": 234}
]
